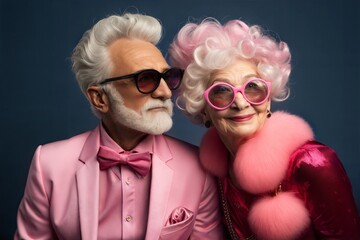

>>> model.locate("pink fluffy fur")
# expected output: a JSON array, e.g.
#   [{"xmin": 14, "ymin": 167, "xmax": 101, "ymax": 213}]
[
  {"xmin": 233, "ymin": 111, "xmax": 314, "ymax": 193},
  {"xmin": 199, "ymin": 127, "xmax": 228, "ymax": 176},
  {"xmin": 248, "ymin": 192, "xmax": 310, "ymax": 240},
  {"xmin": 199, "ymin": 111, "xmax": 314, "ymax": 239},
  {"xmin": 199, "ymin": 111, "xmax": 314, "ymax": 190}
]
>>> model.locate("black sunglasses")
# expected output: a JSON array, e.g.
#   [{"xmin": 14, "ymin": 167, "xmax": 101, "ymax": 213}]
[{"xmin": 99, "ymin": 68, "xmax": 184, "ymax": 94}]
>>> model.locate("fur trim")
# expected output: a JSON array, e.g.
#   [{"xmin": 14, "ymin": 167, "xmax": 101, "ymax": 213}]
[
  {"xmin": 199, "ymin": 111, "xmax": 314, "ymax": 193},
  {"xmin": 199, "ymin": 127, "xmax": 228, "ymax": 176},
  {"xmin": 199, "ymin": 111, "xmax": 313, "ymax": 239},
  {"xmin": 248, "ymin": 192, "xmax": 310, "ymax": 240},
  {"xmin": 234, "ymin": 111, "xmax": 313, "ymax": 193}
]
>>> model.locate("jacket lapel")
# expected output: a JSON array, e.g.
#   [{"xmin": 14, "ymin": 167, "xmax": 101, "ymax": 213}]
[
  {"xmin": 145, "ymin": 135, "xmax": 174, "ymax": 240},
  {"xmin": 75, "ymin": 130, "xmax": 174, "ymax": 239},
  {"xmin": 76, "ymin": 125, "xmax": 101, "ymax": 240}
]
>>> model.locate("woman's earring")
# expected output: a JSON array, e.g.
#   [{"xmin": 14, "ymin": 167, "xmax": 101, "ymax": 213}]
[
  {"xmin": 267, "ymin": 110, "xmax": 272, "ymax": 118},
  {"xmin": 204, "ymin": 120, "xmax": 211, "ymax": 128}
]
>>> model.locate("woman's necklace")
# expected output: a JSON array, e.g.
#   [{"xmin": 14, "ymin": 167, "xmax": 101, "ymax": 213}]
[{"xmin": 218, "ymin": 178, "xmax": 256, "ymax": 240}]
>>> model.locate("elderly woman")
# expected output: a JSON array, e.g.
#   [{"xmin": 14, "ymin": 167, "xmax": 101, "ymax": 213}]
[{"xmin": 169, "ymin": 18, "xmax": 360, "ymax": 239}]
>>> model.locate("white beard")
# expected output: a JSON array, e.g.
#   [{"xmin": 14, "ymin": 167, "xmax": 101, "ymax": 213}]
[{"xmin": 107, "ymin": 87, "xmax": 173, "ymax": 135}]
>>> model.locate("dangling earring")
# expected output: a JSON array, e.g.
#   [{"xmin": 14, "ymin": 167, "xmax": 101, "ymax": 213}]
[
  {"xmin": 204, "ymin": 120, "xmax": 211, "ymax": 128},
  {"xmin": 267, "ymin": 109, "xmax": 272, "ymax": 118}
]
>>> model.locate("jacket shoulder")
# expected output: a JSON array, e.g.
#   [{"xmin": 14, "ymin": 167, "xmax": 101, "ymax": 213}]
[
  {"xmin": 161, "ymin": 135, "xmax": 204, "ymax": 170},
  {"xmin": 162, "ymin": 134, "xmax": 199, "ymax": 156},
  {"xmin": 33, "ymin": 130, "xmax": 94, "ymax": 175},
  {"xmin": 40, "ymin": 130, "xmax": 91, "ymax": 156},
  {"xmin": 291, "ymin": 141, "xmax": 339, "ymax": 168},
  {"xmin": 289, "ymin": 141, "xmax": 347, "ymax": 183}
]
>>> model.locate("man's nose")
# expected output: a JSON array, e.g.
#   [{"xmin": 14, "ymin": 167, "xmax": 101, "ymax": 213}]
[{"xmin": 151, "ymin": 78, "xmax": 172, "ymax": 100}]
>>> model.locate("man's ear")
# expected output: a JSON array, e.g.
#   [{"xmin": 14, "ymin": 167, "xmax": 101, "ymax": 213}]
[{"xmin": 86, "ymin": 86, "xmax": 110, "ymax": 113}]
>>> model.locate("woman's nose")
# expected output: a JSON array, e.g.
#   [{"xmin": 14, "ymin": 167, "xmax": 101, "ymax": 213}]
[{"xmin": 231, "ymin": 92, "xmax": 250, "ymax": 110}]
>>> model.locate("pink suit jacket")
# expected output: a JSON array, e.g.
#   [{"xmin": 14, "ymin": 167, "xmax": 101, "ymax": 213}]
[{"xmin": 15, "ymin": 125, "xmax": 222, "ymax": 240}]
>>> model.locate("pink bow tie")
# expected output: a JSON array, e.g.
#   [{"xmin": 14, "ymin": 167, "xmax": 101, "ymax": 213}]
[{"xmin": 97, "ymin": 145, "xmax": 151, "ymax": 177}]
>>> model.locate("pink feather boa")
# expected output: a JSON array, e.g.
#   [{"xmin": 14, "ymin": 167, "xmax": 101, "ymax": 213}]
[{"xmin": 200, "ymin": 111, "xmax": 314, "ymax": 239}]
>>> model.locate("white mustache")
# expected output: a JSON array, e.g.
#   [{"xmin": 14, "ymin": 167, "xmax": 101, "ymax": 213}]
[{"xmin": 143, "ymin": 99, "xmax": 173, "ymax": 112}]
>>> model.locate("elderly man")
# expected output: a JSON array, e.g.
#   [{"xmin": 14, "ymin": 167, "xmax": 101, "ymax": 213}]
[{"xmin": 15, "ymin": 13, "xmax": 222, "ymax": 239}]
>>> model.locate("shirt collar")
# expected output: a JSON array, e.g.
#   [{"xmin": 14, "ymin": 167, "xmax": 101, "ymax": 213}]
[{"xmin": 99, "ymin": 123, "xmax": 154, "ymax": 154}]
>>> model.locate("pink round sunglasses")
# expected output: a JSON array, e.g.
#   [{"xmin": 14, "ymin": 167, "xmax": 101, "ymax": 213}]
[{"xmin": 204, "ymin": 78, "xmax": 271, "ymax": 111}]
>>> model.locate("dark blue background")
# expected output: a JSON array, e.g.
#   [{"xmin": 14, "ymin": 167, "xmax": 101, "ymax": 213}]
[{"xmin": 1, "ymin": 0, "xmax": 359, "ymax": 238}]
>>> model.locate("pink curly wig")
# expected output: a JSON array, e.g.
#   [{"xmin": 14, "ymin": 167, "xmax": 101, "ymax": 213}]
[{"xmin": 168, "ymin": 18, "xmax": 291, "ymax": 124}]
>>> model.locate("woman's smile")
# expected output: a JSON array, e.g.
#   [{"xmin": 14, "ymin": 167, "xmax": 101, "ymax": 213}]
[{"xmin": 228, "ymin": 113, "xmax": 255, "ymax": 122}]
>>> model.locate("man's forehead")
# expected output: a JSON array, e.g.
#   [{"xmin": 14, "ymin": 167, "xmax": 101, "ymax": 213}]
[
  {"xmin": 109, "ymin": 38, "xmax": 162, "ymax": 58},
  {"xmin": 108, "ymin": 38, "xmax": 168, "ymax": 74}
]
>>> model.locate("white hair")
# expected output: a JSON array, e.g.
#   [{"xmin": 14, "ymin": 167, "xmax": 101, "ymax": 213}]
[{"xmin": 71, "ymin": 13, "xmax": 163, "ymax": 116}]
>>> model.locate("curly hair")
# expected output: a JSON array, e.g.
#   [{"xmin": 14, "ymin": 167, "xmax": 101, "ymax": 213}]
[{"xmin": 168, "ymin": 18, "xmax": 291, "ymax": 124}]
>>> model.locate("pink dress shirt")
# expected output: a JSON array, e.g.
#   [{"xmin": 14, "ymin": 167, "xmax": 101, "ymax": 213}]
[{"xmin": 98, "ymin": 125, "xmax": 152, "ymax": 239}]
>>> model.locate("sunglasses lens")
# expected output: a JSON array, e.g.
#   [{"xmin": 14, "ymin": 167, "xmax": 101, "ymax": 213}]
[
  {"xmin": 136, "ymin": 70, "xmax": 159, "ymax": 93},
  {"xmin": 244, "ymin": 79, "xmax": 268, "ymax": 104},
  {"xmin": 208, "ymin": 84, "xmax": 234, "ymax": 109},
  {"xmin": 164, "ymin": 68, "xmax": 183, "ymax": 90}
]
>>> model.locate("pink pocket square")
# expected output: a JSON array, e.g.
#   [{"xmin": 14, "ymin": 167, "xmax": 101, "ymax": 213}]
[
  {"xmin": 165, "ymin": 207, "xmax": 194, "ymax": 226},
  {"xmin": 160, "ymin": 207, "xmax": 195, "ymax": 239}
]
